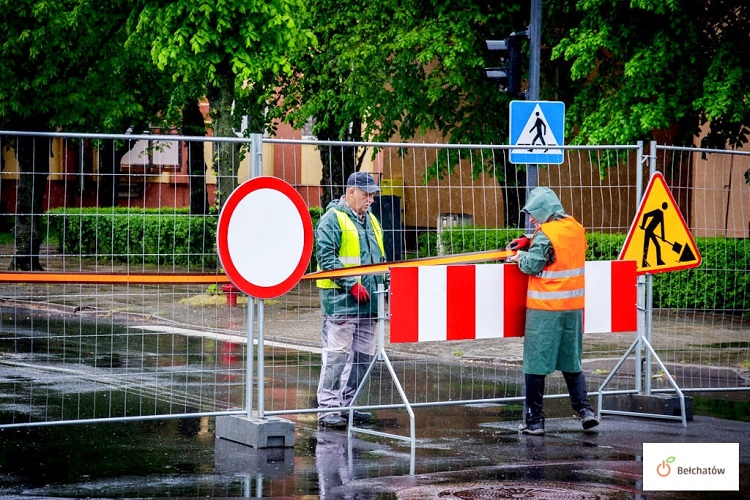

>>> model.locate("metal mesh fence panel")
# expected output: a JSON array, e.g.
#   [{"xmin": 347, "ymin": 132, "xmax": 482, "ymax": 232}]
[
  {"xmin": 0, "ymin": 132, "xmax": 747, "ymax": 429},
  {"xmin": 649, "ymin": 145, "xmax": 750, "ymax": 393}
]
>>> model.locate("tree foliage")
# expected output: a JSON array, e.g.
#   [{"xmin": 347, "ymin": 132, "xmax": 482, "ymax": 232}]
[
  {"xmin": 130, "ymin": 0, "xmax": 315, "ymax": 206},
  {"xmin": 2, "ymin": 0, "xmax": 749, "ymax": 192},
  {"xmin": 274, "ymin": 0, "xmax": 750, "ymax": 191},
  {"xmin": 278, "ymin": 0, "xmax": 524, "ymax": 147},
  {"xmin": 0, "ymin": 0, "xmax": 171, "ymax": 132},
  {"xmin": 276, "ymin": 0, "xmax": 748, "ymax": 152},
  {"xmin": 0, "ymin": 0, "xmax": 174, "ymax": 269},
  {"xmin": 273, "ymin": 0, "xmax": 526, "ymax": 208},
  {"xmin": 551, "ymin": 0, "xmax": 750, "ymax": 149}
]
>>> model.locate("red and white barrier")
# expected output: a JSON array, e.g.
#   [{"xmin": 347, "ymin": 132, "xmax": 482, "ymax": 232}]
[
  {"xmin": 389, "ymin": 261, "xmax": 637, "ymax": 343},
  {"xmin": 583, "ymin": 260, "xmax": 637, "ymax": 335}
]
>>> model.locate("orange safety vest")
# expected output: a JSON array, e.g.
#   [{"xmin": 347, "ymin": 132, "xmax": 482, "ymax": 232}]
[{"xmin": 526, "ymin": 217, "xmax": 587, "ymax": 311}]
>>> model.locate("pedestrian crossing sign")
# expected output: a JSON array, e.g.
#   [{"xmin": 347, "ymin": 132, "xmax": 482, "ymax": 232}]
[
  {"xmin": 619, "ymin": 172, "xmax": 701, "ymax": 274},
  {"xmin": 509, "ymin": 100, "xmax": 565, "ymax": 164}
]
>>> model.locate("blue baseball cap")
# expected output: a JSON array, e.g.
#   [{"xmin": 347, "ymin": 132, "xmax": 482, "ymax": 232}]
[{"xmin": 347, "ymin": 171, "xmax": 380, "ymax": 193}]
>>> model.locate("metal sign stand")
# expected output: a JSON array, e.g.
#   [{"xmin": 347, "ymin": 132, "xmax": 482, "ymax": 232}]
[
  {"xmin": 215, "ymin": 135, "xmax": 300, "ymax": 448},
  {"xmin": 248, "ymin": 297, "xmax": 266, "ymax": 419},
  {"xmin": 347, "ymin": 284, "xmax": 416, "ymax": 475},
  {"xmin": 597, "ymin": 274, "xmax": 687, "ymax": 426},
  {"xmin": 597, "ymin": 142, "xmax": 687, "ymax": 427}
]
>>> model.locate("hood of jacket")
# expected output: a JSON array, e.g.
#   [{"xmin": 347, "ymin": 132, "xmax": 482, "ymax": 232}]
[
  {"xmin": 326, "ymin": 197, "xmax": 343, "ymax": 212},
  {"xmin": 522, "ymin": 187, "xmax": 566, "ymax": 224}
]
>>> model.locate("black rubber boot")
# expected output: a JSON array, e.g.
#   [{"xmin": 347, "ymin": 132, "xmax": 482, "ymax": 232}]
[
  {"xmin": 563, "ymin": 371, "xmax": 599, "ymax": 430},
  {"xmin": 520, "ymin": 374, "xmax": 546, "ymax": 435},
  {"xmin": 562, "ymin": 371, "xmax": 593, "ymax": 412}
]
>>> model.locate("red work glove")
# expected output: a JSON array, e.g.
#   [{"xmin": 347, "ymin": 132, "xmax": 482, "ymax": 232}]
[
  {"xmin": 507, "ymin": 236, "xmax": 530, "ymax": 251},
  {"xmin": 350, "ymin": 283, "xmax": 370, "ymax": 303}
]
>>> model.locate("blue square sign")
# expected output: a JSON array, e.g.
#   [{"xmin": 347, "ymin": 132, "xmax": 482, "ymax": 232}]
[{"xmin": 509, "ymin": 101, "xmax": 565, "ymax": 164}]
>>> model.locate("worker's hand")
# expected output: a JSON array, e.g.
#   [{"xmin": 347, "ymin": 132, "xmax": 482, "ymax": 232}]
[
  {"xmin": 507, "ymin": 250, "xmax": 526, "ymax": 263},
  {"xmin": 350, "ymin": 283, "xmax": 370, "ymax": 303},
  {"xmin": 506, "ymin": 236, "xmax": 530, "ymax": 251}
]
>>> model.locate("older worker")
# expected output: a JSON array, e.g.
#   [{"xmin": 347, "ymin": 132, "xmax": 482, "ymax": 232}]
[{"xmin": 314, "ymin": 172, "xmax": 387, "ymax": 428}]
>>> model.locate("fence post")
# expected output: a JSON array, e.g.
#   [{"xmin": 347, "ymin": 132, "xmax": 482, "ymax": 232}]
[
  {"xmin": 644, "ymin": 140, "xmax": 657, "ymax": 394},
  {"xmin": 635, "ymin": 141, "xmax": 646, "ymax": 393},
  {"xmin": 250, "ymin": 133, "xmax": 263, "ymax": 178}
]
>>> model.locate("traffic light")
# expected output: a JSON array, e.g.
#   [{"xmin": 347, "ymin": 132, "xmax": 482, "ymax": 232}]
[{"xmin": 484, "ymin": 33, "xmax": 525, "ymax": 96}]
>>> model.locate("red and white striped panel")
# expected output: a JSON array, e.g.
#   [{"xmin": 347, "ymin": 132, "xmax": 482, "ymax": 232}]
[
  {"xmin": 389, "ymin": 261, "xmax": 636, "ymax": 343},
  {"xmin": 583, "ymin": 260, "xmax": 637, "ymax": 335}
]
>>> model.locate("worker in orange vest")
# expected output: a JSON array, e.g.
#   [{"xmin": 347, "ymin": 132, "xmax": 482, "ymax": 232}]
[{"xmin": 507, "ymin": 187, "xmax": 599, "ymax": 435}]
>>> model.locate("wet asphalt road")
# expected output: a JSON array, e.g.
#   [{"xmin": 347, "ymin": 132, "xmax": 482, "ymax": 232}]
[
  {"xmin": 1, "ymin": 395, "xmax": 749, "ymax": 498},
  {"xmin": 1, "ymin": 299, "xmax": 749, "ymax": 498}
]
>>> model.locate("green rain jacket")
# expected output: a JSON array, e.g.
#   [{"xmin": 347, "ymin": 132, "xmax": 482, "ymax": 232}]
[
  {"xmin": 315, "ymin": 197, "xmax": 387, "ymax": 317},
  {"xmin": 515, "ymin": 187, "xmax": 586, "ymax": 375}
]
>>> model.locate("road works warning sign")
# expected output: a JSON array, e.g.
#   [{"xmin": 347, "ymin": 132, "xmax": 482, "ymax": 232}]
[{"xmin": 619, "ymin": 172, "xmax": 701, "ymax": 274}]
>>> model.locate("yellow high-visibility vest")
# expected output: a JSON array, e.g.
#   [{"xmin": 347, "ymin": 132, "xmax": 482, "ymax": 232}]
[{"xmin": 316, "ymin": 209, "xmax": 385, "ymax": 289}]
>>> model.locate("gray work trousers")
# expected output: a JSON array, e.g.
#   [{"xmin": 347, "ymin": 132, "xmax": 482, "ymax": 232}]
[{"xmin": 316, "ymin": 316, "xmax": 377, "ymax": 420}]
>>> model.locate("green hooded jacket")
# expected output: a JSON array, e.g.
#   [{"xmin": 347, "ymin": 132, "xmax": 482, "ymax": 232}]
[
  {"xmin": 515, "ymin": 187, "xmax": 585, "ymax": 375},
  {"xmin": 315, "ymin": 197, "xmax": 387, "ymax": 317}
]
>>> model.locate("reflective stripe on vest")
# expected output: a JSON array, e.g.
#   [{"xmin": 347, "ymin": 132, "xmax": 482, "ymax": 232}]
[
  {"xmin": 526, "ymin": 217, "xmax": 587, "ymax": 311},
  {"xmin": 316, "ymin": 209, "xmax": 385, "ymax": 289}
]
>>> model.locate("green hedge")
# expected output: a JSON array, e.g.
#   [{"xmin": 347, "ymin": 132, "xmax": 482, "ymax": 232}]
[
  {"xmin": 45, "ymin": 206, "xmax": 327, "ymax": 272},
  {"xmin": 652, "ymin": 237, "xmax": 750, "ymax": 311},
  {"xmin": 45, "ymin": 207, "xmax": 220, "ymax": 270},
  {"xmin": 428, "ymin": 227, "xmax": 627, "ymax": 260},
  {"xmin": 430, "ymin": 228, "xmax": 750, "ymax": 313}
]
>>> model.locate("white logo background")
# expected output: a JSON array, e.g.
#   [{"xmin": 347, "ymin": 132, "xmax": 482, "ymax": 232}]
[{"xmin": 643, "ymin": 442, "xmax": 739, "ymax": 491}]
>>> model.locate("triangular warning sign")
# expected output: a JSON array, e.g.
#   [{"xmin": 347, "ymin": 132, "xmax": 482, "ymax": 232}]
[{"xmin": 619, "ymin": 172, "xmax": 701, "ymax": 274}]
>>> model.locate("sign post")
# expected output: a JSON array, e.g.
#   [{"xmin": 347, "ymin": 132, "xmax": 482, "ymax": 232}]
[{"xmin": 215, "ymin": 176, "xmax": 313, "ymax": 448}]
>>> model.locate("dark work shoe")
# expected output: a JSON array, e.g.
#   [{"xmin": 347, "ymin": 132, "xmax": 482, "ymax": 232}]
[
  {"xmin": 318, "ymin": 414, "xmax": 347, "ymax": 428},
  {"xmin": 518, "ymin": 421, "xmax": 545, "ymax": 435},
  {"xmin": 352, "ymin": 410, "xmax": 372, "ymax": 424},
  {"xmin": 580, "ymin": 408, "xmax": 599, "ymax": 430}
]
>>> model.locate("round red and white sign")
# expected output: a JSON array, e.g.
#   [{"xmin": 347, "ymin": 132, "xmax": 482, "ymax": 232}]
[{"xmin": 217, "ymin": 177, "xmax": 313, "ymax": 299}]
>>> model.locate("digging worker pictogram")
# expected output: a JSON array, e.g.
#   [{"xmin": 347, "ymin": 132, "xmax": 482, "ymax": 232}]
[
  {"xmin": 619, "ymin": 171, "xmax": 702, "ymax": 274},
  {"xmin": 640, "ymin": 202, "xmax": 668, "ymax": 268}
]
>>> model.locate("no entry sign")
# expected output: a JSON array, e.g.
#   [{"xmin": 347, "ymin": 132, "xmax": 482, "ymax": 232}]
[{"xmin": 217, "ymin": 177, "xmax": 313, "ymax": 299}]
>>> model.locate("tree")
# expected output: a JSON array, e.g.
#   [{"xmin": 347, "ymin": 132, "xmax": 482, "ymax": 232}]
[
  {"xmin": 0, "ymin": 0, "xmax": 173, "ymax": 269},
  {"xmin": 181, "ymin": 100, "xmax": 209, "ymax": 215},
  {"xmin": 130, "ymin": 0, "xmax": 315, "ymax": 208},
  {"xmin": 550, "ymin": 0, "xmax": 750, "ymax": 149},
  {"xmin": 274, "ymin": 0, "xmax": 530, "ymax": 222}
]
